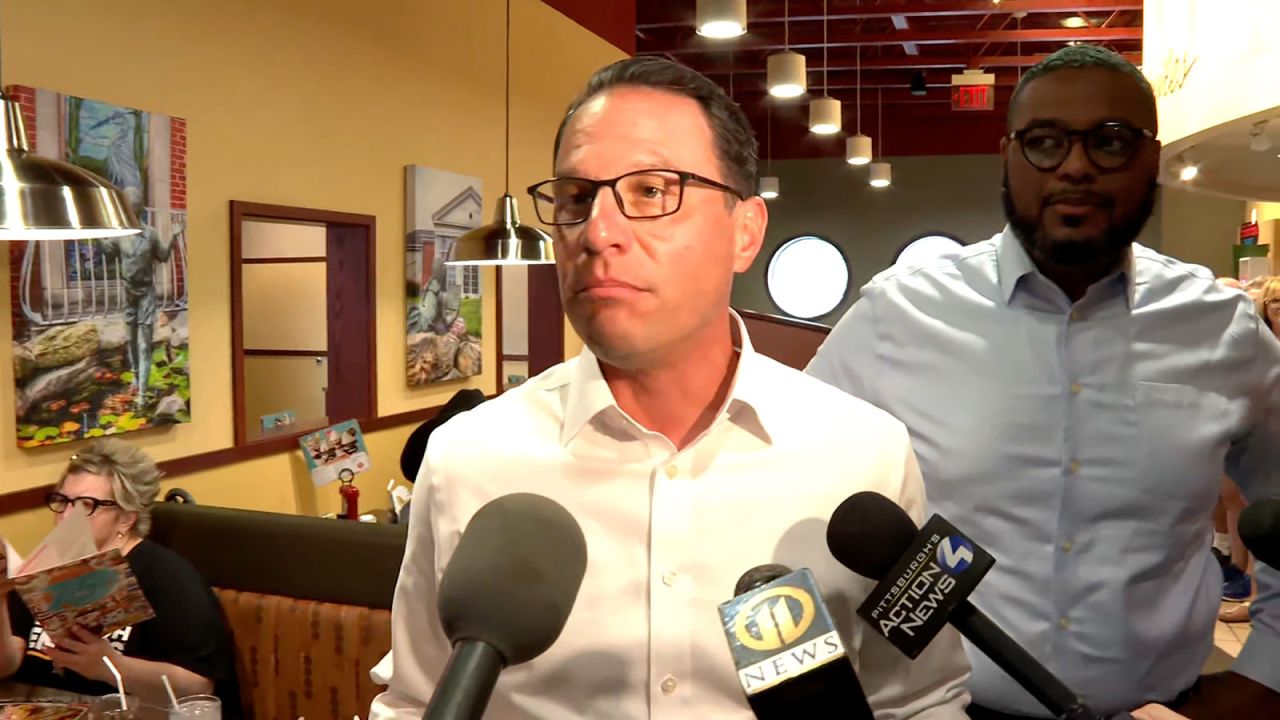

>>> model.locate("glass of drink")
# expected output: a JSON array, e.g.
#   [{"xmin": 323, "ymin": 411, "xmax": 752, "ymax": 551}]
[{"xmin": 168, "ymin": 694, "xmax": 221, "ymax": 720}]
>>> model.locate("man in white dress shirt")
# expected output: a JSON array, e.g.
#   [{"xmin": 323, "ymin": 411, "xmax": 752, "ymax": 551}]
[{"xmin": 370, "ymin": 57, "xmax": 971, "ymax": 719}]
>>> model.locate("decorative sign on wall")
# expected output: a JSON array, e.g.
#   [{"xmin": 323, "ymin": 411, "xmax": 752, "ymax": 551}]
[{"xmin": 8, "ymin": 87, "xmax": 190, "ymax": 448}]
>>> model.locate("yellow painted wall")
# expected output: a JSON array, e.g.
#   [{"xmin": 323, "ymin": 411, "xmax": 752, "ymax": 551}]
[{"xmin": 0, "ymin": 0, "xmax": 624, "ymax": 544}]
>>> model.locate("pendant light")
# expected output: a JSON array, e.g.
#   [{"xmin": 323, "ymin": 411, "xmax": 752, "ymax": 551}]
[
  {"xmin": 696, "ymin": 0, "xmax": 747, "ymax": 39},
  {"xmin": 448, "ymin": 0, "xmax": 553, "ymax": 265},
  {"xmin": 845, "ymin": 46, "xmax": 872, "ymax": 165},
  {"xmin": 808, "ymin": 0, "xmax": 840, "ymax": 135},
  {"xmin": 0, "ymin": 16, "xmax": 139, "ymax": 240},
  {"xmin": 868, "ymin": 88, "xmax": 892, "ymax": 188},
  {"xmin": 767, "ymin": 0, "xmax": 806, "ymax": 98},
  {"xmin": 759, "ymin": 107, "xmax": 779, "ymax": 199}
]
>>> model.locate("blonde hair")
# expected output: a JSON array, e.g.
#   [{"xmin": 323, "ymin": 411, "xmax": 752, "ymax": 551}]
[
  {"xmin": 58, "ymin": 438, "xmax": 163, "ymax": 537},
  {"xmin": 1257, "ymin": 277, "xmax": 1280, "ymax": 332}
]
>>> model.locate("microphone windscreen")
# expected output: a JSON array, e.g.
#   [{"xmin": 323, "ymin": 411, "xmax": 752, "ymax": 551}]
[
  {"xmin": 436, "ymin": 493, "xmax": 588, "ymax": 665},
  {"xmin": 733, "ymin": 564, "xmax": 792, "ymax": 596},
  {"xmin": 826, "ymin": 491, "xmax": 918, "ymax": 580},
  {"xmin": 1239, "ymin": 498, "xmax": 1280, "ymax": 568}
]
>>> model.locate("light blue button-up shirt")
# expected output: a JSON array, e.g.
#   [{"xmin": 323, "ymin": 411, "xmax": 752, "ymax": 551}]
[{"xmin": 806, "ymin": 228, "xmax": 1280, "ymax": 716}]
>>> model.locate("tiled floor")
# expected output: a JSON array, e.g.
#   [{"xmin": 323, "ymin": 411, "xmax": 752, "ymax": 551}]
[{"xmin": 1213, "ymin": 600, "xmax": 1252, "ymax": 658}]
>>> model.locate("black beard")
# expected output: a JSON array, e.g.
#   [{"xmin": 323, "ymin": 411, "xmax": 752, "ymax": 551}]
[{"xmin": 1001, "ymin": 173, "xmax": 1157, "ymax": 270}]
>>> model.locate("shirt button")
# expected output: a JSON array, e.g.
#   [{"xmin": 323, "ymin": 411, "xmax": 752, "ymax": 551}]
[
  {"xmin": 1059, "ymin": 617, "xmax": 1071, "ymax": 630},
  {"xmin": 1069, "ymin": 383, "xmax": 1083, "ymax": 395},
  {"xmin": 660, "ymin": 675, "xmax": 678, "ymax": 694},
  {"xmin": 1062, "ymin": 540, "xmax": 1074, "ymax": 553},
  {"xmin": 662, "ymin": 571, "xmax": 678, "ymax": 587},
  {"xmin": 665, "ymin": 464, "xmax": 679, "ymax": 479},
  {"xmin": 1070, "ymin": 310, "xmax": 1081, "ymax": 321},
  {"xmin": 1068, "ymin": 460, "xmax": 1081, "ymax": 475}
]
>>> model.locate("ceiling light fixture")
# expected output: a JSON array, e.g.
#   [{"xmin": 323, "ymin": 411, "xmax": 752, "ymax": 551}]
[
  {"xmin": 767, "ymin": 0, "xmax": 806, "ymax": 98},
  {"xmin": 448, "ymin": 0, "xmax": 554, "ymax": 265},
  {"xmin": 846, "ymin": 47, "xmax": 872, "ymax": 164},
  {"xmin": 809, "ymin": 0, "xmax": 841, "ymax": 134},
  {"xmin": 869, "ymin": 88, "xmax": 891, "ymax": 188},
  {"xmin": 696, "ymin": 0, "xmax": 747, "ymax": 39}
]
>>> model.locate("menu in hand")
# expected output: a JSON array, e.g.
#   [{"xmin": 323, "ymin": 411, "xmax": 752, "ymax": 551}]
[{"xmin": 0, "ymin": 510, "xmax": 154, "ymax": 637}]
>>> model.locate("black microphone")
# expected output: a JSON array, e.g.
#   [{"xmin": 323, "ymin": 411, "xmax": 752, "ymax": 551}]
[
  {"xmin": 717, "ymin": 563, "xmax": 875, "ymax": 719},
  {"xmin": 827, "ymin": 491, "xmax": 1106, "ymax": 720},
  {"xmin": 424, "ymin": 493, "xmax": 588, "ymax": 720},
  {"xmin": 1239, "ymin": 498, "xmax": 1280, "ymax": 567}
]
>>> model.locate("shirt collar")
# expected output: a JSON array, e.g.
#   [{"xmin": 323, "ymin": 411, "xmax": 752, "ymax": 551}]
[
  {"xmin": 560, "ymin": 309, "xmax": 773, "ymax": 447},
  {"xmin": 996, "ymin": 225, "xmax": 1136, "ymax": 308}
]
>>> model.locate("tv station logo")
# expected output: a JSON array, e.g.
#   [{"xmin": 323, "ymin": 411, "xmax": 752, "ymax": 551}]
[
  {"xmin": 719, "ymin": 569, "xmax": 847, "ymax": 694},
  {"xmin": 857, "ymin": 516, "xmax": 994, "ymax": 659}
]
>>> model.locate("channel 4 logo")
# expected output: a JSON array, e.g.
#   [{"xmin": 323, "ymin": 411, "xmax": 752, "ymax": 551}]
[{"xmin": 935, "ymin": 536, "xmax": 975, "ymax": 575}]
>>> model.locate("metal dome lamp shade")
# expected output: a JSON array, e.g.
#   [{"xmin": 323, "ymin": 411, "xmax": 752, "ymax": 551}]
[
  {"xmin": 0, "ymin": 83, "xmax": 138, "ymax": 239},
  {"xmin": 447, "ymin": 0, "xmax": 553, "ymax": 266}
]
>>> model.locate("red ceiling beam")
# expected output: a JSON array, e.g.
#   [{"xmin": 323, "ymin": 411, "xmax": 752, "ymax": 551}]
[
  {"xmin": 636, "ymin": 1, "xmax": 1144, "ymax": 29},
  {"xmin": 695, "ymin": 52, "xmax": 1143, "ymax": 74},
  {"xmin": 644, "ymin": 27, "xmax": 1142, "ymax": 55}
]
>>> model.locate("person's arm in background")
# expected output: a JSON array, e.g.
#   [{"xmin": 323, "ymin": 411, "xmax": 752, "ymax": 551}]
[
  {"xmin": 805, "ymin": 283, "xmax": 881, "ymax": 402},
  {"xmin": 369, "ymin": 449, "xmax": 454, "ymax": 719},
  {"xmin": 1184, "ymin": 317, "xmax": 1280, "ymax": 718},
  {"xmin": 855, "ymin": 426, "xmax": 971, "ymax": 719},
  {"xmin": 0, "ymin": 592, "xmax": 28, "ymax": 680}
]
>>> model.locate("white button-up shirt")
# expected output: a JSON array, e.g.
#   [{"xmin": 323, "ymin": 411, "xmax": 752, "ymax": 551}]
[{"xmin": 371, "ymin": 315, "xmax": 971, "ymax": 719}]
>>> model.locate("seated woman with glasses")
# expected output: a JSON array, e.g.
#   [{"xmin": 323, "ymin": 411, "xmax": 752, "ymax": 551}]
[{"xmin": 0, "ymin": 439, "xmax": 241, "ymax": 715}]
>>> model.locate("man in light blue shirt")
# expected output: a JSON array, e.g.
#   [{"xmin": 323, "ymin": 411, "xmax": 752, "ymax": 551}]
[{"xmin": 807, "ymin": 46, "xmax": 1280, "ymax": 719}]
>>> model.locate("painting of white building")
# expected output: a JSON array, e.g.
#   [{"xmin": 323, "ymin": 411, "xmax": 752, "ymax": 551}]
[{"xmin": 405, "ymin": 165, "xmax": 484, "ymax": 386}]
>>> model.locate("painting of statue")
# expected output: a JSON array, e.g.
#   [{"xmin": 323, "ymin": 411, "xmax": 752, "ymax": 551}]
[
  {"xmin": 405, "ymin": 165, "xmax": 483, "ymax": 386},
  {"xmin": 7, "ymin": 86, "xmax": 189, "ymax": 448}
]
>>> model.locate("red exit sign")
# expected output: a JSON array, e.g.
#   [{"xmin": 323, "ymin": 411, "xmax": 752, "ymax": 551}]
[{"xmin": 951, "ymin": 84, "xmax": 994, "ymax": 111}]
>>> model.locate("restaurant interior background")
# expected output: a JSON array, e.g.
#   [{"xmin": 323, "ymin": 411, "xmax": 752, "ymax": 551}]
[{"xmin": 0, "ymin": 0, "xmax": 1275, "ymax": 574}]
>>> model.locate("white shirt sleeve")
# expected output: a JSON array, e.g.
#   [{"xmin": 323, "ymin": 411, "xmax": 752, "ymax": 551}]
[
  {"xmin": 369, "ymin": 463, "xmax": 453, "ymax": 719},
  {"xmin": 805, "ymin": 287, "xmax": 880, "ymax": 404},
  {"xmin": 855, "ymin": 433, "xmax": 973, "ymax": 719}
]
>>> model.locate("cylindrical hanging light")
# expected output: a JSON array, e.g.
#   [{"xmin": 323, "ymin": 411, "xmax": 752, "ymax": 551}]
[
  {"xmin": 868, "ymin": 87, "xmax": 891, "ymax": 188},
  {"xmin": 868, "ymin": 162, "xmax": 892, "ymax": 188},
  {"xmin": 808, "ymin": 0, "xmax": 839, "ymax": 134},
  {"xmin": 696, "ymin": 0, "xmax": 747, "ymax": 38},
  {"xmin": 809, "ymin": 97, "xmax": 840, "ymax": 135},
  {"xmin": 451, "ymin": 0, "xmax": 553, "ymax": 265},
  {"xmin": 767, "ymin": 1, "xmax": 805, "ymax": 98},
  {"xmin": 846, "ymin": 47, "xmax": 872, "ymax": 165},
  {"xmin": 760, "ymin": 107, "xmax": 779, "ymax": 200},
  {"xmin": 846, "ymin": 134, "xmax": 872, "ymax": 165},
  {"xmin": 767, "ymin": 52, "xmax": 806, "ymax": 98}
]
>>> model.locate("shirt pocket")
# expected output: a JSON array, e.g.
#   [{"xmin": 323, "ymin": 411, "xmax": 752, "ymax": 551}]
[{"xmin": 1133, "ymin": 381, "xmax": 1230, "ymax": 512}]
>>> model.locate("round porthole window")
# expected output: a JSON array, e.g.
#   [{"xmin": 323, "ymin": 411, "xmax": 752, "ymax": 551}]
[
  {"xmin": 766, "ymin": 235, "xmax": 849, "ymax": 319},
  {"xmin": 894, "ymin": 233, "xmax": 965, "ymax": 269}
]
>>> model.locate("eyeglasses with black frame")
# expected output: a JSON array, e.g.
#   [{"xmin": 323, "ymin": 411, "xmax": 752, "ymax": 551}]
[
  {"xmin": 1265, "ymin": 298, "xmax": 1280, "ymax": 314},
  {"xmin": 1008, "ymin": 122, "xmax": 1155, "ymax": 172},
  {"xmin": 46, "ymin": 491, "xmax": 120, "ymax": 517},
  {"xmin": 526, "ymin": 169, "xmax": 746, "ymax": 226}
]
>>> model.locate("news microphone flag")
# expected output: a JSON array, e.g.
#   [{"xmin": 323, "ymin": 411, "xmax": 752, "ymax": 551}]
[{"xmin": 857, "ymin": 514, "xmax": 995, "ymax": 659}]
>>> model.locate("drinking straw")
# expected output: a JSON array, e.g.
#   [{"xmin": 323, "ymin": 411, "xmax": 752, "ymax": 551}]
[
  {"xmin": 102, "ymin": 655, "xmax": 127, "ymax": 710},
  {"xmin": 162, "ymin": 673, "xmax": 180, "ymax": 708}
]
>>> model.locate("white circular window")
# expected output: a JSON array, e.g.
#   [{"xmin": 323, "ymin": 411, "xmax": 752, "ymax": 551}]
[
  {"xmin": 766, "ymin": 236, "xmax": 849, "ymax": 319},
  {"xmin": 895, "ymin": 234, "xmax": 965, "ymax": 269}
]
